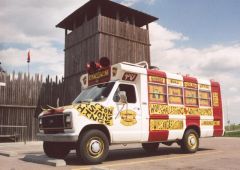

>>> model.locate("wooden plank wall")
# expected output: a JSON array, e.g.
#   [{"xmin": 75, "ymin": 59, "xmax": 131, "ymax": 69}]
[
  {"xmin": 63, "ymin": 74, "xmax": 82, "ymax": 105},
  {"xmin": 0, "ymin": 72, "xmax": 64, "ymax": 141},
  {"xmin": 99, "ymin": 15, "xmax": 150, "ymax": 65},
  {"xmin": 65, "ymin": 16, "xmax": 99, "ymax": 77}
]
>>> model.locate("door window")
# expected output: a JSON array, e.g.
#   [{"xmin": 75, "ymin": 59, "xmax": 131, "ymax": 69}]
[{"xmin": 113, "ymin": 84, "xmax": 136, "ymax": 103}]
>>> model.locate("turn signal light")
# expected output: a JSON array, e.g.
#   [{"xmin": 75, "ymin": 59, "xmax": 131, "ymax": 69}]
[
  {"xmin": 86, "ymin": 57, "xmax": 111, "ymax": 73},
  {"xmin": 86, "ymin": 61, "xmax": 101, "ymax": 73},
  {"xmin": 100, "ymin": 57, "xmax": 110, "ymax": 68}
]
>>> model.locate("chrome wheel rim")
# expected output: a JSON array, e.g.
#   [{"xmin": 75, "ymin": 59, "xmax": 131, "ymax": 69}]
[
  {"xmin": 187, "ymin": 134, "xmax": 197, "ymax": 150},
  {"xmin": 86, "ymin": 137, "xmax": 104, "ymax": 158}
]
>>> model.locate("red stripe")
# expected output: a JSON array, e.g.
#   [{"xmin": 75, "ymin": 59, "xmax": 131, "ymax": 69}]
[
  {"xmin": 211, "ymin": 81, "xmax": 223, "ymax": 136},
  {"xmin": 148, "ymin": 114, "xmax": 169, "ymax": 142},
  {"xmin": 147, "ymin": 69, "xmax": 169, "ymax": 142},
  {"xmin": 149, "ymin": 130, "xmax": 169, "ymax": 142},
  {"xmin": 186, "ymin": 115, "xmax": 200, "ymax": 127},
  {"xmin": 183, "ymin": 76, "xmax": 198, "ymax": 83},
  {"xmin": 147, "ymin": 69, "xmax": 166, "ymax": 78}
]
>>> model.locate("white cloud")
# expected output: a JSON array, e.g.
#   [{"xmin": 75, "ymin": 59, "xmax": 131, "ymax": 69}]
[
  {"xmin": 0, "ymin": 0, "xmax": 89, "ymax": 76},
  {"xmin": 0, "ymin": 47, "xmax": 64, "ymax": 77},
  {"xmin": 0, "ymin": 0, "xmax": 89, "ymax": 48},
  {"xmin": 150, "ymin": 22, "xmax": 189, "ymax": 51},
  {"xmin": 149, "ymin": 22, "xmax": 240, "ymax": 124}
]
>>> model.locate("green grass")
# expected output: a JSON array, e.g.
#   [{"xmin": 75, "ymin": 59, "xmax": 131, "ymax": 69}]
[
  {"xmin": 225, "ymin": 124, "xmax": 240, "ymax": 131},
  {"xmin": 224, "ymin": 131, "xmax": 240, "ymax": 137}
]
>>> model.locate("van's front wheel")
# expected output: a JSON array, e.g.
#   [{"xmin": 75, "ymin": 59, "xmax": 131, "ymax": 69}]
[{"xmin": 77, "ymin": 130, "xmax": 109, "ymax": 164}]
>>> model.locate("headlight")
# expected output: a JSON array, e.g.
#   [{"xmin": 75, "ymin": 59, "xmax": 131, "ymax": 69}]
[
  {"xmin": 64, "ymin": 113, "xmax": 72, "ymax": 129},
  {"xmin": 65, "ymin": 115, "xmax": 71, "ymax": 123},
  {"xmin": 39, "ymin": 118, "xmax": 42, "ymax": 124},
  {"xmin": 39, "ymin": 118, "xmax": 43, "ymax": 129}
]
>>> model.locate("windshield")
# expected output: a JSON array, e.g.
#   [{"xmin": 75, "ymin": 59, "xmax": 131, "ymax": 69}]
[{"xmin": 73, "ymin": 82, "xmax": 115, "ymax": 103}]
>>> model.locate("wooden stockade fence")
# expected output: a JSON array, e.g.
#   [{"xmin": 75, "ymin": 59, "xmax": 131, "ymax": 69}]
[{"xmin": 0, "ymin": 72, "xmax": 64, "ymax": 142}]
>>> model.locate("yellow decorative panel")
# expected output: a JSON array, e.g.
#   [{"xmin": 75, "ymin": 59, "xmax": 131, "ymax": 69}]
[
  {"xmin": 167, "ymin": 79, "xmax": 183, "ymax": 86},
  {"xmin": 200, "ymin": 99, "xmax": 211, "ymax": 107},
  {"xmin": 185, "ymin": 89, "xmax": 197, "ymax": 98},
  {"xmin": 185, "ymin": 98, "xmax": 198, "ymax": 105},
  {"xmin": 184, "ymin": 82, "xmax": 198, "ymax": 89},
  {"xmin": 149, "ymin": 94, "xmax": 166, "ymax": 103},
  {"xmin": 201, "ymin": 120, "xmax": 220, "ymax": 126},
  {"xmin": 168, "ymin": 87, "xmax": 182, "ymax": 96},
  {"xmin": 75, "ymin": 103, "xmax": 113, "ymax": 126},
  {"xmin": 212, "ymin": 92, "xmax": 219, "ymax": 107},
  {"xmin": 199, "ymin": 84, "xmax": 211, "ymax": 90},
  {"xmin": 199, "ymin": 91, "xmax": 211, "ymax": 99},
  {"xmin": 169, "ymin": 96, "xmax": 183, "ymax": 104},
  {"xmin": 186, "ymin": 107, "xmax": 213, "ymax": 116},
  {"xmin": 149, "ymin": 104, "xmax": 185, "ymax": 115},
  {"xmin": 149, "ymin": 84, "xmax": 165, "ymax": 94},
  {"xmin": 150, "ymin": 119, "xmax": 184, "ymax": 131},
  {"xmin": 149, "ymin": 104, "xmax": 213, "ymax": 116},
  {"xmin": 149, "ymin": 76, "xmax": 166, "ymax": 84}
]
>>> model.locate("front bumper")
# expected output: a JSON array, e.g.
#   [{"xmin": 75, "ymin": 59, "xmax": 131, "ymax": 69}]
[{"xmin": 37, "ymin": 133, "xmax": 78, "ymax": 142}]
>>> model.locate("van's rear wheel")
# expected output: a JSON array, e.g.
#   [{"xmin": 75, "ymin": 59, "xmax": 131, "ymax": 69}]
[
  {"xmin": 142, "ymin": 143, "xmax": 159, "ymax": 152},
  {"xmin": 77, "ymin": 130, "xmax": 109, "ymax": 164},
  {"xmin": 181, "ymin": 129, "xmax": 199, "ymax": 153},
  {"xmin": 43, "ymin": 141, "xmax": 70, "ymax": 159}
]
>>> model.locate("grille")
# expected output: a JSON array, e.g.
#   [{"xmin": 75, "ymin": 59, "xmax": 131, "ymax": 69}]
[{"xmin": 42, "ymin": 114, "xmax": 64, "ymax": 129}]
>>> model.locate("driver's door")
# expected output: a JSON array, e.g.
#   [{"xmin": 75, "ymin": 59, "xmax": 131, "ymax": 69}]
[{"xmin": 110, "ymin": 83, "xmax": 142, "ymax": 142}]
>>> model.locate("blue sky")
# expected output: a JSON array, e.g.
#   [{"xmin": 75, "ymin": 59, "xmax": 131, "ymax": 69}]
[
  {"xmin": 0, "ymin": 0, "xmax": 240, "ymax": 124},
  {"xmin": 117, "ymin": 0, "xmax": 240, "ymax": 48}
]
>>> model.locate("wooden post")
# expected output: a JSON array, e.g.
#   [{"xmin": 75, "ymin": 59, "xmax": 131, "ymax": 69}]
[
  {"xmin": 97, "ymin": 5, "xmax": 102, "ymax": 59},
  {"xmin": 146, "ymin": 24, "xmax": 150, "ymax": 65},
  {"xmin": 97, "ymin": 5, "xmax": 101, "ymax": 16},
  {"xmin": 73, "ymin": 20, "xmax": 77, "ymax": 30},
  {"xmin": 65, "ymin": 29, "xmax": 68, "ymax": 36},
  {"xmin": 132, "ymin": 15, "xmax": 135, "ymax": 26},
  {"xmin": 146, "ymin": 24, "xmax": 149, "ymax": 30},
  {"xmin": 65, "ymin": 29, "xmax": 68, "ymax": 49},
  {"xmin": 84, "ymin": 13, "xmax": 88, "ymax": 23},
  {"xmin": 116, "ymin": 11, "xmax": 120, "ymax": 35}
]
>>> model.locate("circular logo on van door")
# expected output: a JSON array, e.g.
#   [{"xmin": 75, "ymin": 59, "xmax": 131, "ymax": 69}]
[{"xmin": 120, "ymin": 110, "xmax": 137, "ymax": 126}]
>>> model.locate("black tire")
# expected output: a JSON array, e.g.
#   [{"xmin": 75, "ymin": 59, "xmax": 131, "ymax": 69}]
[
  {"xmin": 180, "ymin": 129, "xmax": 199, "ymax": 153},
  {"xmin": 142, "ymin": 143, "xmax": 159, "ymax": 152},
  {"xmin": 77, "ymin": 129, "xmax": 109, "ymax": 164},
  {"xmin": 43, "ymin": 141, "xmax": 70, "ymax": 159}
]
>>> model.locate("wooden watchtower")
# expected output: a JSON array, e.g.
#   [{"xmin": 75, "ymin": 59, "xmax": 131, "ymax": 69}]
[{"xmin": 56, "ymin": 0, "xmax": 158, "ymax": 104}]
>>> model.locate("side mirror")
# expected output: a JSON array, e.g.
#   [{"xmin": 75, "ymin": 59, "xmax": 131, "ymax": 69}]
[{"xmin": 119, "ymin": 91, "xmax": 128, "ymax": 104}]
